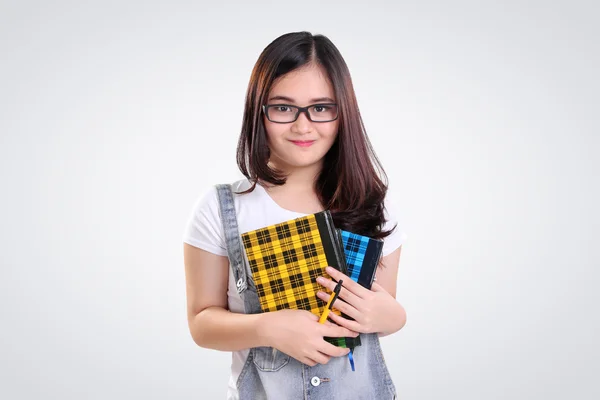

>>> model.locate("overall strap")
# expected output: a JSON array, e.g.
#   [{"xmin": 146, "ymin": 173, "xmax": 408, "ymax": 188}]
[{"xmin": 215, "ymin": 184, "xmax": 262, "ymax": 315}]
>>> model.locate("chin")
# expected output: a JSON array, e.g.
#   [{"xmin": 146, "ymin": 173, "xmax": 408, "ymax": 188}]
[
  {"xmin": 278, "ymin": 155, "xmax": 323, "ymax": 170},
  {"xmin": 269, "ymin": 145, "xmax": 330, "ymax": 170}
]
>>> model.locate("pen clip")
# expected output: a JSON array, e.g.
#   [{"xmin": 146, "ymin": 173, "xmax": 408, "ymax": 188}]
[{"xmin": 329, "ymin": 279, "xmax": 343, "ymax": 309}]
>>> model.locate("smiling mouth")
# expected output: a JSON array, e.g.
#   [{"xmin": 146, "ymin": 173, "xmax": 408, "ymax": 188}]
[{"xmin": 290, "ymin": 140, "xmax": 316, "ymax": 147}]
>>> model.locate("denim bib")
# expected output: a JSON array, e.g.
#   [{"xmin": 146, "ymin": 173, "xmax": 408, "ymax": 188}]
[{"xmin": 216, "ymin": 184, "xmax": 397, "ymax": 400}]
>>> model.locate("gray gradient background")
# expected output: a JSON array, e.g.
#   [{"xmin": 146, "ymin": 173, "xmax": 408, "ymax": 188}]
[{"xmin": 1, "ymin": 0, "xmax": 598, "ymax": 399}]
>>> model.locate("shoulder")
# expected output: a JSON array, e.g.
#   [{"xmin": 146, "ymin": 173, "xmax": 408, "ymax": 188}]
[
  {"xmin": 230, "ymin": 178, "xmax": 253, "ymax": 193},
  {"xmin": 193, "ymin": 178, "xmax": 252, "ymax": 215},
  {"xmin": 182, "ymin": 178, "xmax": 253, "ymax": 255}
]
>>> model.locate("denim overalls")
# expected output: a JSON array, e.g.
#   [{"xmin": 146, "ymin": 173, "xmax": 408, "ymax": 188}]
[{"xmin": 216, "ymin": 184, "xmax": 398, "ymax": 400}]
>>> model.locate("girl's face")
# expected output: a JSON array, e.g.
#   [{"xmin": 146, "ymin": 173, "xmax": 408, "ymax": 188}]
[{"xmin": 263, "ymin": 64, "xmax": 339, "ymax": 173}]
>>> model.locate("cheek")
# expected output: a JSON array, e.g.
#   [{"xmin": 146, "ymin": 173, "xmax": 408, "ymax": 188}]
[
  {"xmin": 264, "ymin": 120, "xmax": 287, "ymax": 142},
  {"xmin": 323, "ymin": 122, "xmax": 339, "ymax": 141}
]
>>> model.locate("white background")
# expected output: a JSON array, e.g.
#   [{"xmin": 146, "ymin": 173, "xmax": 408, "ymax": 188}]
[{"xmin": 1, "ymin": 0, "xmax": 598, "ymax": 399}]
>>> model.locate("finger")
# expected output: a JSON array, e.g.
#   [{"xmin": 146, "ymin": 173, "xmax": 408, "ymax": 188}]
[
  {"xmin": 321, "ymin": 322, "xmax": 359, "ymax": 338},
  {"xmin": 327, "ymin": 311, "xmax": 363, "ymax": 333},
  {"xmin": 323, "ymin": 320, "xmax": 344, "ymax": 328},
  {"xmin": 310, "ymin": 352, "xmax": 331, "ymax": 365},
  {"xmin": 316, "ymin": 291, "xmax": 360, "ymax": 319},
  {"xmin": 317, "ymin": 276, "xmax": 363, "ymax": 306},
  {"xmin": 326, "ymin": 266, "xmax": 369, "ymax": 298},
  {"xmin": 319, "ymin": 315, "xmax": 347, "ymax": 327},
  {"xmin": 303, "ymin": 357, "xmax": 317, "ymax": 367},
  {"xmin": 323, "ymin": 317, "xmax": 356, "ymax": 333},
  {"xmin": 319, "ymin": 341, "xmax": 351, "ymax": 358}
]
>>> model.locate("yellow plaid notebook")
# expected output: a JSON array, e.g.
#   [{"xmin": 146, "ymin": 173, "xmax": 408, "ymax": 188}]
[{"xmin": 240, "ymin": 210, "xmax": 348, "ymax": 318}]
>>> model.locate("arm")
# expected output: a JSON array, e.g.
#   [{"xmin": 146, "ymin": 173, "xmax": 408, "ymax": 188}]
[
  {"xmin": 184, "ymin": 243, "xmax": 359, "ymax": 364},
  {"xmin": 375, "ymin": 246, "xmax": 407, "ymax": 336},
  {"xmin": 184, "ymin": 243, "xmax": 269, "ymax": 351}
]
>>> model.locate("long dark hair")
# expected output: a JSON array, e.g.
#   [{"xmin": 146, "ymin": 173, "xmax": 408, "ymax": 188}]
[{"xmin": 236, "ymin": 31, "xmax": 395, "ymax": 240}]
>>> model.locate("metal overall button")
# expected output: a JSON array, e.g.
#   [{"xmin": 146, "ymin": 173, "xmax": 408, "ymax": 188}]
[
  {"xmin": 236, "ymin": 277, "xmax": 246, "ymax": 293},
  {"xmin": 310, "ymin": 377, "xmax": 330, "ymax": 387}
]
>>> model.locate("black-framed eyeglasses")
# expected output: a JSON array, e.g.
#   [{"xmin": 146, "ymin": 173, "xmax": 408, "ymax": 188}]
[{"xmin": 263, "ymin": 103, "xmax": 339, "ymax": 123}]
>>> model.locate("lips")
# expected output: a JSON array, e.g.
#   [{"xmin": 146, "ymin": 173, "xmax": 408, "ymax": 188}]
[{"xmin": 290, "ymin": 140, "xmax": 316, "ymax": 147}]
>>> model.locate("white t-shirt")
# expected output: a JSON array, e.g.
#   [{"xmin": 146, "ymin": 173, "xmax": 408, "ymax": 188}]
[{"xmin": 182, "ymin": 178, "xmax": 407, "ymax": 399}]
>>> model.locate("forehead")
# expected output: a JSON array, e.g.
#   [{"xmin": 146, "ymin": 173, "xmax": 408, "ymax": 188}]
[{"xmin": 269, "ymin": 64, "xmax": 335, "ymax": 102}]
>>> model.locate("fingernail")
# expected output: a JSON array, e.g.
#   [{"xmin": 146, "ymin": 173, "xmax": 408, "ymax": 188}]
[
  {"xmin": 317, "ymin": 291, "xmax": 325, "ymax": 296},
  {"xmin": 316, "ymin": 277, "xmax": 325, "ymax": 284},
  {"xmin": 326, "ymin": 266, "xmax": 334, "ymax": 274}
]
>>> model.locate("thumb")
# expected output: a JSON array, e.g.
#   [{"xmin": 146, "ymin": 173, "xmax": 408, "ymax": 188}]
[{"xmin": 322, "ymin": 323, "xmax": 358, "ymax": 338}]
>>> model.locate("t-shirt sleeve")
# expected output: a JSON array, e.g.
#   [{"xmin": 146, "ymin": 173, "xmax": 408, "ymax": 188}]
[
  {"xmin": 381, "ymin": 201, "xmax": 408, "ymax": 257},
  {"xmin": 182, "ymin": 186, "xmax": 228, "ymax": 256}
]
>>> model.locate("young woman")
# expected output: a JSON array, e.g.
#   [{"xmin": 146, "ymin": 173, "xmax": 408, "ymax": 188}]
[{"xmin": 183, "ymin": 31, "xmax": 407, "ymax": 400}]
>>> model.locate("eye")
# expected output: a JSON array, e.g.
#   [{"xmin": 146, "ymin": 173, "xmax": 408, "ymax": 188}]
[
  {"xmin": 275, "ymin": 106, "xmax": 293, "ymax": 112},
  {"xmin": 313, "ymin": 105, "xmax": 330, "ymax": 112}
]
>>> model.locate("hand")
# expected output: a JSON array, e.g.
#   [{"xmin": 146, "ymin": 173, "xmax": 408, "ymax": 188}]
[
  {"xmin": 261, "ymin": 309, "xmax": 359, "ymax": 367},
  {"xmin": 316, "ymin": 266, "xmax": 404, "ymax": 334}
]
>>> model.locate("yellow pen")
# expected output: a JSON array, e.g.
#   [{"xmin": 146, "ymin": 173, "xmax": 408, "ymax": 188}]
[{"xmin": 319, "ymin": 279, "xmax": 343, "ymax": 324}]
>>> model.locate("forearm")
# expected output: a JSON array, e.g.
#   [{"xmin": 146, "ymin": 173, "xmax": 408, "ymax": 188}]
[
  {"xmin": 189, "ymin": 306, "xmax": 270, "ymax": 351},
  {"xmin": 378, "ymin": 302, "xmax": 407, "ymax": 337}
]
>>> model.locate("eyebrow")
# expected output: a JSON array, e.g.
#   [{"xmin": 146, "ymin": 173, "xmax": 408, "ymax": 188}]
[{"xmin": 268, "ymin": 95, "xmax": 336, "ymax": 103}]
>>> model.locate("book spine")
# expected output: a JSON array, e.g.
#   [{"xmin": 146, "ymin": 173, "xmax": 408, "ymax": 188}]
[
  {"xmin": 333, "ymin": 228, "xmax": 350, "ymax": 276},
  {"xmin": 358, "ymin": 239, "xmax": 384, "ymax": 289},
  {"xmin": 314, "ymin": 211, "xmax": 348, "ymax": 274}
]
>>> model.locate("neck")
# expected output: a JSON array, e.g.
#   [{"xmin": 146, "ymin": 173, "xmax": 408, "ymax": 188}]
[{"xmin": 267, "ymin": 159, "xmax": 323, "ymax": 191}]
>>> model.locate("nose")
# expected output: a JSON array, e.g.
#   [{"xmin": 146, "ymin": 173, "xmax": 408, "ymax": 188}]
[{"xmin": 291, "ymin": 110, "xmax": 312, "ymax": 134}]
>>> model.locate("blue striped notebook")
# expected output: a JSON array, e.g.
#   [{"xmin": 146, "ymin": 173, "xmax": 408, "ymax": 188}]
[
  {"xmin": 339, "ymin": 230, "xmax": 384, "ymax": 348},
  {"xmin": 340, "ymin": 230, "xmax": 384, "ymax": 290}
]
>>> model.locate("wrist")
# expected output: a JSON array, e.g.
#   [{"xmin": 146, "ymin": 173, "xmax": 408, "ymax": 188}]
[{"xmin": 254, "ymin": 312, "xmax": 275, "ymax": 347}]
